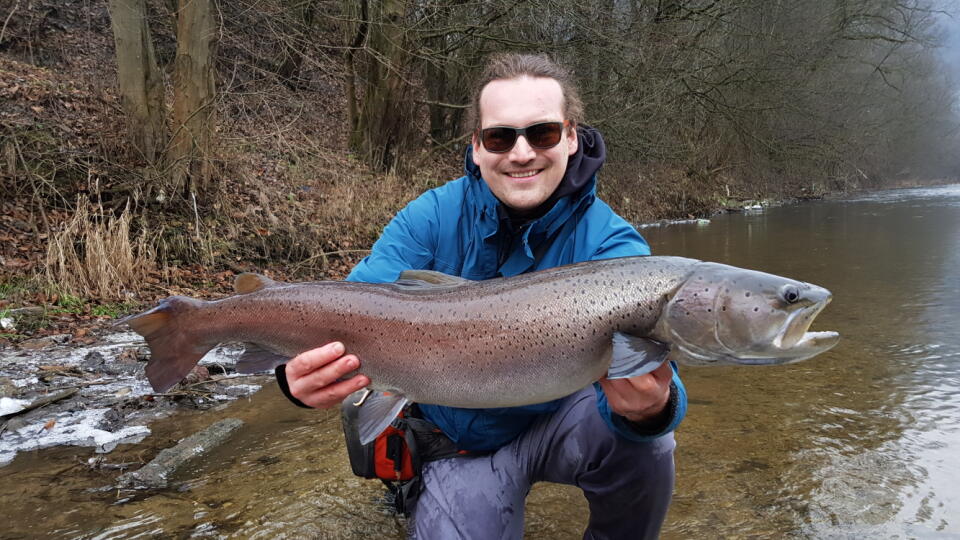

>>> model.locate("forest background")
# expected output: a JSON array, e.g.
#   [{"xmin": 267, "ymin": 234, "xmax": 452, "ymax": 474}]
[{"xmin": 1, "ymin": 0, "xmax": 958, "ymax": 336}]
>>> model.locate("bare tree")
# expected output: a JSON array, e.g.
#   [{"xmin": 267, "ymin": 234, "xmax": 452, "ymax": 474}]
[
  {"xmin": 168, "ymin": 0, "xmax": 219, "ymax": 199},
  {"xmin": 348, "ymin": 0, "xmax": 417, "ymax": 171},
  {"xmin": 107, "ymin": 0, "xmax": 166, "ymax": 164}
]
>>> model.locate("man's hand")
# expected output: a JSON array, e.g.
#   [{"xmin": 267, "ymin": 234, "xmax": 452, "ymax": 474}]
[
  {"xmin": 285, "ymin": 342, "xmax": 370, "ymax": 409},
  {"xmin": 598, "ymin": 361, "xmax": 673, "ymax": 424}
]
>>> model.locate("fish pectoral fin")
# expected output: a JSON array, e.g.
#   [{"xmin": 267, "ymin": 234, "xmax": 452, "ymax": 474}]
[
  {"xmin": 352, "ymin": 391, "xmax": 410, "ymax": 445},
  {"xmin": 607, "ymin": 332, "xmax": 671, "ymax": 379},
  {"xmin": 236, "ymin": 343, "xmax": 291, "ymax": 374},
  {"xmin": 396, "ymin": 269, "xmax": 472, "ymax": 287}
]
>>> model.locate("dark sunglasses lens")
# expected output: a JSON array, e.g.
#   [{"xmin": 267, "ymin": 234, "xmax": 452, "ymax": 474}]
[
  {"xmin": 482, "ymin": 128, "xmax": 517, "ymax": 152},
  {"xmin": 526, "ymin": 123, "xmax": 563, "ymax": 148}
]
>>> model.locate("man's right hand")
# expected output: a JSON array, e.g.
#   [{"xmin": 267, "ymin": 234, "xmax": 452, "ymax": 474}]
[{"xmin": 285, "ymin": 342, "xmax": 370, "ymax": 408}]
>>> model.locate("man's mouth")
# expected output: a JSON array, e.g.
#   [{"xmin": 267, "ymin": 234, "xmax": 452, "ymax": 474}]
[{"xmin": 506, "ymin": 170, "xmax": 541, "ymax": 179}]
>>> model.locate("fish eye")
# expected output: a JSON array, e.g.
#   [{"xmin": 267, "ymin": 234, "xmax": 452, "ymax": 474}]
[{"xmin": 780, "ymin": 284, "xmax": 801, "ymax": 304}]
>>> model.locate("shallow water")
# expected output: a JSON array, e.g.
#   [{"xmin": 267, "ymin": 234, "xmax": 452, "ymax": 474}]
[
  {"xmin": 645, "ymin": 185, "xmax": 960, "ymax": 538},
  {"xmin": 1, "ymin": 185, "xmax": 958, "ymax": 538}
]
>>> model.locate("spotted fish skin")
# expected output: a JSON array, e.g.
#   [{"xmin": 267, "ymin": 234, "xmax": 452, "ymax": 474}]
[{"xmin": 123, "ymin": 255, "xmax": 838, "ymax": 410}]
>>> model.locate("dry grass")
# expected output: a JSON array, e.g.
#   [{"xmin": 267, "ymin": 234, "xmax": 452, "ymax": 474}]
[{"xmin": 44, "ymin": 197, "xmax": 157, "ymax": 300}]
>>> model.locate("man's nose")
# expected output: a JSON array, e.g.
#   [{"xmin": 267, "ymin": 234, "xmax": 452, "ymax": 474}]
[{"xmin": 508, "ymin": 135, "xmax": 537, "ymax": 162}]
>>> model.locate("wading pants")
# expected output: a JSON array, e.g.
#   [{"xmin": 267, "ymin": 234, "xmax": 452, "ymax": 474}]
[{"xmin": 409, "ymin": 386, "xmax": 676, "ymax": 540}]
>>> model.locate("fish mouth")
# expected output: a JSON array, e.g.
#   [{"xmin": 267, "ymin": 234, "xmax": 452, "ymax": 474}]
[{"xmin": 763, "ymin": 297, "xmax": 839, "ymax": 363}]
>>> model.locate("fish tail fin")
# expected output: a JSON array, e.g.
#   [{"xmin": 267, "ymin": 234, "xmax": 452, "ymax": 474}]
[{"xmin": 121, "ymin": 296, "xmax": 214, "ymax": 393}]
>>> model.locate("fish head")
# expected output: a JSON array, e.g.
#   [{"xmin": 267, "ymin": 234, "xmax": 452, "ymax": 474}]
[{"xmin": 659, "ymin": 262, "xmax": 840, "ymax": 366}]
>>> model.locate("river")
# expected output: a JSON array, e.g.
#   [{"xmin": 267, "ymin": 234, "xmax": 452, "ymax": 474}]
[{"xmin": 1, "ymin": 184, "xmax": 958, "ymax": 538}]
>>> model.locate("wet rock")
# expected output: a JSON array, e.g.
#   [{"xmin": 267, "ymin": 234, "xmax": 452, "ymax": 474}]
[
  {"xmin": 0, "ymin": 377, "xmax": 18, "ymax": 398},
  {"xmin": 82, "ymin": 351, "xmax": 106, "ymax": 370},
  {"xmin": 97, "ymin": 408, "xmax": 124, "ymax": 432},
  {"xmin": 116, "ymin": 418, "xmax": 244, "ymax": 489},
  {"xmin": 101, "ymin": 361, "xmax": 143, "ymax": 377}
]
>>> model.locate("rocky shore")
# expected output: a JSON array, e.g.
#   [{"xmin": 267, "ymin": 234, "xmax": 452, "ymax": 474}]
[{"xmin": 0, "ymin": 326, "xmax": 268, "ymax": 467}]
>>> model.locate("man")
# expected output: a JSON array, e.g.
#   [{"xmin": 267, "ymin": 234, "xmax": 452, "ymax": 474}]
[{"xmin": 280, "ymin": 53, "xmax": 687, "ymax": 539}]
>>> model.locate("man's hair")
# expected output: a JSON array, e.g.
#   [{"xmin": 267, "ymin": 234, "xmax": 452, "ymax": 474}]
[{"xmin": 467, "ymin": 53, "xmax": 584, "ymax": 132}]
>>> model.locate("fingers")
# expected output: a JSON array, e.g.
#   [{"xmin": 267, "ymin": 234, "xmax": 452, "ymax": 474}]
[
  {"xmin": 285, "ymin": 342, "xmax": 346, "ymax": 378},
  {"xmin": 295, "ymin": 374, "xmax": 370, "ymax": 409},
  {"xmin": 285, "ymin": 342, "xmax": 371, "ymax": 409}
]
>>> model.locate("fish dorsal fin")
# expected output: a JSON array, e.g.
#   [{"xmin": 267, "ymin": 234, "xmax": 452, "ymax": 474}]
[
  {"xmin": 234, "ymin": 273, "xmax": 280, "ymax": 294},
  {"xmin": 397, "ymin": 270, "xmax": 471, "ymax": 286}
]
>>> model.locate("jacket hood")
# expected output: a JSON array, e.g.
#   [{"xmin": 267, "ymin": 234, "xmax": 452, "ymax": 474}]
[{"xmin": 463, "ymin": 124, "xmax": 607, "ymax": 217}]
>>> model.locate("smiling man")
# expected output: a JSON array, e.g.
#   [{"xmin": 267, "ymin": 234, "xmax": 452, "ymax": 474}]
[{"xmin": 279, "ymin": 53, "xmax": 687, "ymax": 539}]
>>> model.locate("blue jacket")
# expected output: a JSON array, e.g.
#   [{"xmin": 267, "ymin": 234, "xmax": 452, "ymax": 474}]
[{"xmin": 347, "ymin": 138, "xmax": 687, "ymax": 452}]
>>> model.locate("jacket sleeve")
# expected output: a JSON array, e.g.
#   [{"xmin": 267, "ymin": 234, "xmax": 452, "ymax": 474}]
[{"xmin": 588, "ymin": 212, "xmax": 688, "ymax": 441}]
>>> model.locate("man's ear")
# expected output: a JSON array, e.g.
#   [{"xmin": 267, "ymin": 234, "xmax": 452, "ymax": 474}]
[
  {"xmin": 567, "ymin": 123, "xmax": 578, "ymax": 156},
  {"xmin": 471, "ymin": 131, "xmax": 480, "ymax": 164}
]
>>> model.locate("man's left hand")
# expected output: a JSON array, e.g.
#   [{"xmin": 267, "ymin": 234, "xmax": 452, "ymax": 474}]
[{"xmin": 598, "ymin": 361, "xmax": 673, "ymax": 424}]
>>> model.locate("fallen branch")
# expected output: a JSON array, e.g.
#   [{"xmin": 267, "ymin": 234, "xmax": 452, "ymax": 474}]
[{"xmin": 116, "ymin": 418, "xmax": 244, "ymax": 489}]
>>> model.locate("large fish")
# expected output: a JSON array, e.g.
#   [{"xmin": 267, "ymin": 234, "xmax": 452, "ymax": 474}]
[{"xmin": 122, "ymin": 256, "xmax": 839, "ymax": 443}]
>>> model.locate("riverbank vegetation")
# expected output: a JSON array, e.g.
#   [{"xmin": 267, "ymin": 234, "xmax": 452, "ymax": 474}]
[{"xmin": 1, "ymin": 0, "xmax": 958, "ymax": 334}]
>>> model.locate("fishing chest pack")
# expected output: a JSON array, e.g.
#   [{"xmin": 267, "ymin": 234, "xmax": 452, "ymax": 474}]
[
  {"xmin": 276, "ymin": 365, "xmax": 467, "ymax": 515},
  {"xmin": 340, "ymin": 400, "xmax": 467, "ymax": 515}
]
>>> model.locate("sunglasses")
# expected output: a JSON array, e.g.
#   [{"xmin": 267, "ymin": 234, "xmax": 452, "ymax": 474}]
[{"xmin": 478, "ymin": 121, "xmax": 569, "ymax": 153}]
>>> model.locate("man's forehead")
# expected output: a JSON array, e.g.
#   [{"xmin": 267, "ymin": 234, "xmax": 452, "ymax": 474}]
[{"xmin": 478, "ymin": 76, "xmax": 565, "ymax": 128}]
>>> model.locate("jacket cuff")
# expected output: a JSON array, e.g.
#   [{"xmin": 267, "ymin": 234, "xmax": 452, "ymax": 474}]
[
  {"xmin": 275, "ymin": 364, "xmax": 313, "ymax": 409},
  {"xmin": 595, "ymin": 362, "xmax": 688, "ymax": 441},
  {"xmin": 618, "ymin": 381, "xmax": 679, "ymax": 434}
]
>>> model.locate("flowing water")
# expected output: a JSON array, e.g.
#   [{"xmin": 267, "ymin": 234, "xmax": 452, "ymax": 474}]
[{"xmin": 1, "ymin": 185, "xmax": 958, "ymax": 538}]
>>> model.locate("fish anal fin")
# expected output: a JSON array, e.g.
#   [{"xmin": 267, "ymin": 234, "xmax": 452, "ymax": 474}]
[
  {"xmin": 236, "ymin": 343, "xmax": 291, "ymax": 373},
  {"xmin": 607, "ymin": 332, "xmax": 671, "ymax": 379},
  {"xmin": 234, "ymin": 273, "xmax": 281, "ymax": 294},
  {"xmin": 353, "ymin": 391, "xmax": 410, "ymax": 445}
]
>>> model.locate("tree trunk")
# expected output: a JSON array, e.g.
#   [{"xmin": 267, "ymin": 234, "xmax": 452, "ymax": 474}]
[
  {"xmin": 107, "ymin": 0, "xmax": 165, "ymax": 164},
  {"xmin": 168, "ymin": 0, "xmax": 218, "ymax": 200},
  {"xmin": 349, "ymin": 0, "xmax": 414, "ymax": 172}
]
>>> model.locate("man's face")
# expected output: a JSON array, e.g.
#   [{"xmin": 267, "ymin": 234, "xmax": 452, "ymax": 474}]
[{"xmin": 471, "ymin": 76, "xmax": 578, "ymax": 214}]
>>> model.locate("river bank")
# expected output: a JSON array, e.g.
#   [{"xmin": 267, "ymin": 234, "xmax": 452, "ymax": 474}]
[{"xmin": 0, "ymin": 325, "xmax": 267, "ymax": 468}]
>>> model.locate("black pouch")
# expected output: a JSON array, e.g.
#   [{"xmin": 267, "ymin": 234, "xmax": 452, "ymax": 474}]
[{"xmin": 340, "ymin": 398, "xmax": 465, "ymax": 516}]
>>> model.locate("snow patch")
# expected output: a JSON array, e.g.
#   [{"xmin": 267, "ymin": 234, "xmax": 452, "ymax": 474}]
[
  {"xmin": 0, "ymin": 397, "xmax": 31, "ymax": 416},
  {"xmin": 0, "ymin": 408, "xmax": 151, "ymax": 466}
]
